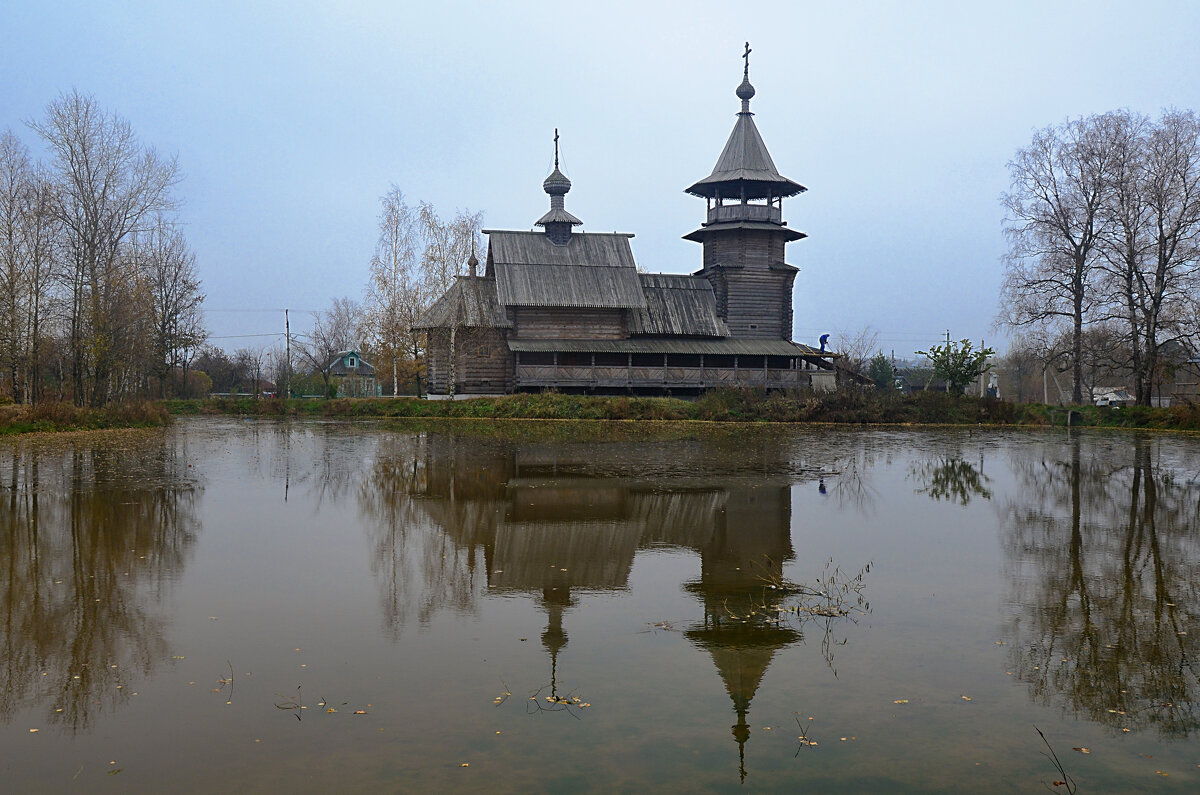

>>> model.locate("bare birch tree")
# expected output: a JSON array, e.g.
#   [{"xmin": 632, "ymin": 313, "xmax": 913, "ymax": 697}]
[{"xmin": 365, "ymin": 186, "xmax": 421, "ymax": 396}]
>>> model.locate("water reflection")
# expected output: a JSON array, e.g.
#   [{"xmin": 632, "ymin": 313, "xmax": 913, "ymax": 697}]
[
  {"xmin": 0, "ymin": 435, "xmax": 200, "ymax": 732},
  {"xmin": 910, "ymin": 456, "xmax": 993, "ymax": 505},
  {"xmin": 1002, "ymin": 434, "xmax": 1200, "ymax": 737},
  {"xmin": 361, "ymin": 430, "xmax": 829, "ymax": 779}
]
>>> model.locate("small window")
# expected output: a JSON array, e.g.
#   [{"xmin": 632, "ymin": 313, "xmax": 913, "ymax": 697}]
[{"xmin": 347, "ymin": 356, "xmax": 357, "ymax": 368}]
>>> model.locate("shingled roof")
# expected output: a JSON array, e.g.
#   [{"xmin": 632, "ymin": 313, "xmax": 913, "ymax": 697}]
[
  {"xmin": 629, "ymin": 274, "xmax": 729, "ymax": 337},
  {"xmin": 685, "ymin": 64, "xmax": 804, "ymax": 200},
  {"xmin": 485, "ymin": 231, "xmax": 647, "ymax": 309},
  {"xmin": 414, "ymin": 276, "xmax": 512, "ymax": 329}
]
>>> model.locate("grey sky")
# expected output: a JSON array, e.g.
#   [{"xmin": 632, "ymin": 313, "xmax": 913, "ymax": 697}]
[{"xmin": 4, "ymin": 0, "xmax": 1199, "ymax": 357}]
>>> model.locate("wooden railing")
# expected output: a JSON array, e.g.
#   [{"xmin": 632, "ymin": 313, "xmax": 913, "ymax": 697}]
[{"xmin": 515, "ymin": 364, "xmax": 807, "ymax": 389}]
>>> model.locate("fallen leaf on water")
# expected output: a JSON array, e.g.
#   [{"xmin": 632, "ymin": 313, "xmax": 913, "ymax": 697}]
[
  {"xmin": 893, "ymin": 699, "xmax": 909, "ymax": 704},
  {"xmin": 1073, "ymin": 747, "xmax": 1090, "ymax": 754},
  {"xmin": 326, "ymin": 708, "xmax": 337, "ymax": 713},
  {"xmin": 354, "ymin": 710, "xmax": 366, "ymax": 715},
  {"xmin": 28, "ymin": 728, "xmax": 38, "ymax": 733},
  {"xmin": 460, "ymin": 763, "xmax": 470, "ymax": 768},
  {"xmin": 961, "ymin": 696, "xmax": 972, "ymax": 701},
  {"xmin": 1155, "ymin": 770, "xmax": 1169, "ymax": 776}
]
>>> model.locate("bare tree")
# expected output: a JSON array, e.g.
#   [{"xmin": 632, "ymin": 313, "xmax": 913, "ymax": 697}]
[
  {"xmin": 832, "ymin": 326, "xmax": 880, "ymax": 377},
  {"xmin": 365, "ymin": 186, "xmax": 421, "ymax": 396},
  {"xmin": 1001, "ymin": 116, "xmax": 1116, "ymax": 403},
  {"xmin": 418, "ymin": 203, "xmax": 483, "ymax": 297},
  {"xmin": 0, "ymin": 130, "xmax": 31, "ymax": 401},
  {"xmin": 20, "ymin": 164, "xmax": 59, "ymax": 404},
  {"xmin": 298, "ymin": 297, "xmax": 361, "ymax": 397},
  {"xmin": 140, "ymin": 215, "xmax": 205, "ymax": 397},
  {"xmin": 29, "ymin": 90, "xmax": 180, "ymax": 406}
]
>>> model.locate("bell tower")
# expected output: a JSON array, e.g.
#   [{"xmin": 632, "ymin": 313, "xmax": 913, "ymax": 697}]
[{"xmin": 685, "ymin": 43, "xmax": 806, "ymax": 340}]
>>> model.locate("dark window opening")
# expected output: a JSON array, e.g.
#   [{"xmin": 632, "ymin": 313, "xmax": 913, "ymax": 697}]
[
  {"xmin": 767, "ymin": 356, "xmax": 793, "ymax": 370},
  {"xmin": 705, "ymin": 355, "xmax": 735, "ymax": 368},
  {"xmin": 666, "ymin": 354, "xmax": 702, "ymax": 368},
  {"xmin": 522, "ymin": 352, "xmax": 554, "ymax": 366},
  {"xmin": 559, "ymin": 352, "xmax": 591, "ymax": 367},
  {"xmin": 594, "ymin": 352, "xmax": 627, "ymax": 367},
  {"xmin": 631, "ymin": 353, "xmax": 663, "ymax": 367}
]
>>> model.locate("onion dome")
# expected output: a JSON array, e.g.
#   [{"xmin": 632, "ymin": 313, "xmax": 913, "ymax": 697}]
[{"xmin": 535, "ymin": 129, "xmax": 582, "ymax": 244}]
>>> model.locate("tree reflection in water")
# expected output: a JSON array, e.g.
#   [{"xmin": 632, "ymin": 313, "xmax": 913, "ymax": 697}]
[
  {"xmin": 0, "ymin": 434, "xmax": 200, "ymax": 732},
  {"xmin": 1002, "ymin": 433, "xmax": 1200, "ymax": 737},
  {"xmin": 359, "ymin": 427, "xmax": 867, "ymax": 782},
  {"xmin": 910, "ymin": 456, "xmax": 993, "ymax": 505}
]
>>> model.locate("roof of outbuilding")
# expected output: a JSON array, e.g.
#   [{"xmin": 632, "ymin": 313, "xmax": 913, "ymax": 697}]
[
  {"xmin": 629, "ymin": 274, "xmax": 729, "ymax": 337},
  {"xmin": 414, "ymin": 276, "xmax": 513, "ymax": 329}
]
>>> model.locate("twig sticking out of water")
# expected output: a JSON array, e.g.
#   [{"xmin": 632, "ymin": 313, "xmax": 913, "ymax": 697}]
[
  {"xmin": 274, "ymin": 686, "xmax": 303, "ymax": 721},
  {"xmin": 1034, "ymin": 725, "xmax": 1076, "ymax": 793}
]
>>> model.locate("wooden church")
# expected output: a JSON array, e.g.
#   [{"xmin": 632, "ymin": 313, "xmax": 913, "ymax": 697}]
[{"xmin": 416, "ymin": 47, "xmax": 836, "ymax": 397}]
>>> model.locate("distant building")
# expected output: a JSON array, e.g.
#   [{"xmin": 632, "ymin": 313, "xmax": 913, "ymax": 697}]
[
  {"xmin": 328, "ymin": 350, "xmax": 381, "ymax": 397},
  {"xmin": 1171, "ymin": 358, "xmax": 1200, "ymax": 405},
  {"xmin": 416, "ymin": 49, "xmax": 837, "ymax": 397}
]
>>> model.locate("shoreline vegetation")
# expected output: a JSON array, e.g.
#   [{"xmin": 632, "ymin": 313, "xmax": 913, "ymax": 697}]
[
  {"xmin": 3, "ymin": 389, "xmax": 1198, "ymax": 436},
  {"xmin": 0, "ymin": 401, "xmax": 171, "ymax": 435},
  {"xmin": 159, "ymin": 389, "xmax": 1200, "ymax": 432}
]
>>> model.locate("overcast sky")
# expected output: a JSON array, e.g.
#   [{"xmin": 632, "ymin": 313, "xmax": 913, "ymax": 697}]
[{"xmin": 5, "ymin": 0, "xmax": 1200, "ymax": 357}]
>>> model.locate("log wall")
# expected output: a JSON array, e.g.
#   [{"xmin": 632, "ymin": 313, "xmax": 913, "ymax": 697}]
[
  {"xmin": 426, "ymin": 327, "xmax": 513, "ymax": 394},
  {"xmin": 512, "ymin": 307, "xmax": 626, "ymax": 339}
]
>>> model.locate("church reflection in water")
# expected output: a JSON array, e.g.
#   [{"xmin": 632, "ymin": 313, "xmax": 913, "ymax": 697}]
[{"xmin": 362, "ymin": 429, "xmax": 821, "ymax": 779}]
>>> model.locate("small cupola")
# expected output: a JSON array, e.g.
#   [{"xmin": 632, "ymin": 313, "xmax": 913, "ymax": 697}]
[{"xmin": 535, "ymin": 129, "xmax": 582, "ymax": 245}]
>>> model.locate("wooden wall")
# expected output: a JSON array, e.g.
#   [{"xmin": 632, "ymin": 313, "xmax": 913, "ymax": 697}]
[
  {"xmin": 698, "ymin": 228, "xmax": 796, "ymax": 339},
  {"xmin": 511, "ymin": 307, "xmax": 626, "ymax": 340},
  {"xmin": 426, "ymin": 327, "xmax": 512, "ymax": 394},
  {"xmin": 722, "ymin": 269, "xmax": 795, "ymax": 339},
  {"xmin": 701, "ymin": 229, "xmax": 786, "ymax": 271}
]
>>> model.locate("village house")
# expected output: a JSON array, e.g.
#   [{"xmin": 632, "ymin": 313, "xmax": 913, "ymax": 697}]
[
  {"xmin": 327, "ymin": 350, "xmax": 381, "ymax": 397},
  {"xmin": 416, "ymin": 48, "xmax": 837, "ymax": 397}
]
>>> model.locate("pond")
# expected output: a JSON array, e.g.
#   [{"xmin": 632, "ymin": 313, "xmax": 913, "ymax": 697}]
[{"xmin": 1, "ymin": 418, "xmax": 1197, "ymax": 792}]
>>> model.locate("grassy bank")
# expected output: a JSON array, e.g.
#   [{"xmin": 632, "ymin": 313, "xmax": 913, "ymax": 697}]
[
  {"xmin": 0, "ymin": 400, "xmax": 172, "ymax": 435},
  {"xmin": 160, "ymin": 389, "xmax": 1200, "ymax": 431}
]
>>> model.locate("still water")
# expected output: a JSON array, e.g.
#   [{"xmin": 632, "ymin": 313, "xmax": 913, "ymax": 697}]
[{"xmin": 1, "ymin": 418, "xmax": 1197, "ymax": 793}]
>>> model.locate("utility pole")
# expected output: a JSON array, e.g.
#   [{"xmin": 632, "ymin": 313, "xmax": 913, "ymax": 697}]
[
  {"xmin": 980, "ymin": 339, "xmax": 986, "ymax": 397},
  {"xmin": 285, "ymin": 309, "xmax": 291, "ymax": 399}
]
